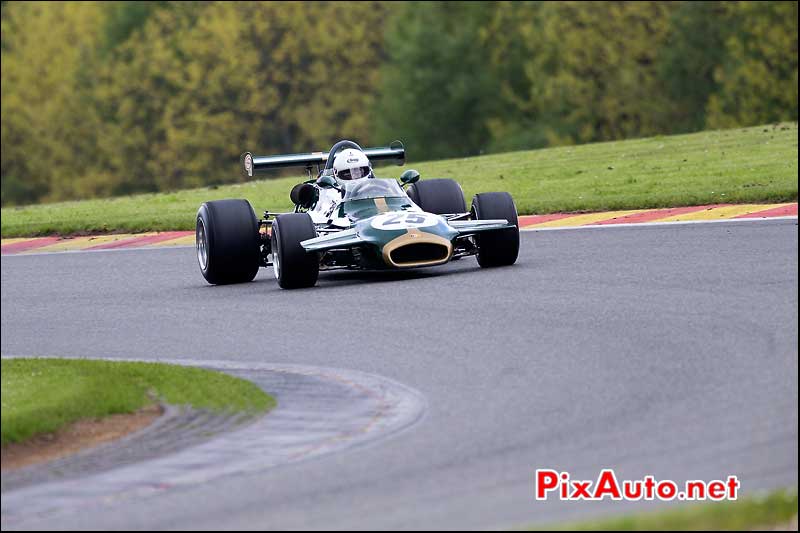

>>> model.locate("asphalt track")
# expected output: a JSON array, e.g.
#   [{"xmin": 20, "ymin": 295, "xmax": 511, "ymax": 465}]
[{"xmin": 1, "ymin": 219, "xmax": 797, "ymax": 530}]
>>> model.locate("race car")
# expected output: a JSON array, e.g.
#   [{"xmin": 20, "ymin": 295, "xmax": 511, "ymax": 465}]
[{"xmin": 196, "ymin": 140, "xmax": 519, "ymax": 289}]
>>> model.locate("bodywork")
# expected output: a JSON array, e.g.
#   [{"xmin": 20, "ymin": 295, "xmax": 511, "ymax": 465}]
[{"xmin": 295, "ymin": 179, "xmax": 512, "ymax": 270}]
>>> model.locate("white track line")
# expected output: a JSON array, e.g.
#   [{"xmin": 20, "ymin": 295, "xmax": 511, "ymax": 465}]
[
  {"xmin": 520, "ymin": 215, "xmax": 797, "ymax": 232},
  {"xmin": 2, "ymin": 216, "xmax": 795, "ymax": 257},
  {"xmin": 1, "ymin": 244, "xmax": 196, "ymax": 257}
]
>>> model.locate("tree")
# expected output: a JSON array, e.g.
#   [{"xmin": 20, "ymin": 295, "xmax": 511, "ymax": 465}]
[
  {"xmin": 488, "ymin": 1, "xmax": 678, "ymax": 147},
  {"xmin": 1, "ymin": 1, "xmax": 106, "ymax": 204},
  {"xmin": 372, "ymin": 1, "xmax": 500, "ymax": 160},
  {"xmin": 2, "ymin": 1, "xmax": 798, "ymax": 205},
  {"xmin": 655, "ymin": 1, "xmax": 732, "ymax": 133},
  {"xmin": 45, "ymin": 1, "xmax": 388, "ymax": 198},
  {"xmin": 706, "ymin": 1, "xmax": 798, "ymax": 128}
]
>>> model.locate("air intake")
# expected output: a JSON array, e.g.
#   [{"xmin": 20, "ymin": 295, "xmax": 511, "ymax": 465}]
[{"xmin": 390, "ymin": 243, "xmax": 450, "ymax": 267}]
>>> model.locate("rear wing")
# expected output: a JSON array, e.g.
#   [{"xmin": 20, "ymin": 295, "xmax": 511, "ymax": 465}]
[{"xmin": 241, "ymin": 142, "xmax": 405, "ymax": 177}]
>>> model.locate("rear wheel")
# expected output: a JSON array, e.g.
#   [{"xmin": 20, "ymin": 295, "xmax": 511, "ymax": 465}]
[
  {"xmin": 471, "ymin": 192, "xmax": 519, "ymax": 267},
  {"xmin": 271, "ymin": 213, "xmax": 319, "ymax": 289},
  {"xmin": 407, "ymin": 178, "xmax": 466, "ymax": 215},
  {"xmin": 196, "ymin": 199, "xmax": 260, "ymax": 284}
]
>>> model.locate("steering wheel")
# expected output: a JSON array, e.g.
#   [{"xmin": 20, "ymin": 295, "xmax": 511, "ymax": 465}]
[{"xmin": 324, "ymin": 140, "xmax": 365, "ymax": 172}]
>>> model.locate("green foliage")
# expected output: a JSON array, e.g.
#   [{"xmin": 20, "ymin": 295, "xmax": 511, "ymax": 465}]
[
  {"xmin": 484, "ymin": 1, "xmax": 679, "ymax": 148},
  {"xmin": 656, "ymin": 1, "xmax": 732, "ymax": 133},
  {"xmin": 707, "ymin": 1, "xmax": 799, "ymax": 128},
  {"xmin": 1, "ymin": 1, "xmax": 387, "ymax": 205},
  {"xmin": 101, "ymin": 1, "xmax": 164, "ymax": 54},
  {"xmin": 373, "ymin": 1, "xmax": 499, "ymax": 160},
  {"xmin": 379, "ymin": 0, "xmax": 798, "ymax": 153},
  {"xmin": 1, "ymin": 2, "xmax": 106, "ymax": 204},
  {"xmin": 1, "ymin": 1, "xmax": 798, "ymax": 207}
]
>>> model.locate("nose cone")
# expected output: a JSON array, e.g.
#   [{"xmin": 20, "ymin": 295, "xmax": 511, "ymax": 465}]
[
  {"xmin": 355, "ymin": 213, "xmax": 457, "ymax": 268},
  {"xmin": 381, "ymin": 229, "xmax": 453, "ymax": 268}
]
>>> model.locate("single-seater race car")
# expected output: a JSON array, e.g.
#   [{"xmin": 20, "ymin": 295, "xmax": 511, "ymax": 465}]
[{"xmin": 196, "ymin": 140, "xmax": 519, "ymax": 289}]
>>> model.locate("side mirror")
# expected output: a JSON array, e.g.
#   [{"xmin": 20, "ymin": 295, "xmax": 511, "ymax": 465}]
[
  {"xmin": 400, "ymin": 169, "xmax": 420, "ymax": 186},
  {"xmin": 316, "ymin": 174, "xmax": 339, "ymax": 189}
]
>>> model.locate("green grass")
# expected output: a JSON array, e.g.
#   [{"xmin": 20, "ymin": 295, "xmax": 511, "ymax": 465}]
[
  {"xmin": 1, "ymin": 358, "xmax": 275, "ymax": 445},
  {"xmin": 1, "ymin": 123, "xmax": 797, "ymax": 238},
  {"xmin": 535, "ymin": 488, "xmax": 797, "ymax": 531}
]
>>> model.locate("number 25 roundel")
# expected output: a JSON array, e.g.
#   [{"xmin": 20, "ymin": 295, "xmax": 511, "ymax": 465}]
[{"xmin": 371, "ymin": 212, "xmax": 438, "ymax": 230}]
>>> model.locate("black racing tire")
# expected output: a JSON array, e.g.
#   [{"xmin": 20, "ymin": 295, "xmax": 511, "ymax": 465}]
[
  {"xmin": 407, "ymin": 178, "xmax": 466, "ymax": 215},
  {"xmin": 196, "ymin": 199, "xmax": 261, "ymax": 285},
  {"xmin": 271, "ymin": 213, "xmax": 319, "ymax": 289},
  {"xmin": 471, "ymin": 192, "xmax": 520, "ymax": 268}
]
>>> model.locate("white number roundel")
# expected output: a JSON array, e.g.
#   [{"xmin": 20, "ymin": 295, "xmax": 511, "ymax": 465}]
[{"xmin": 371, "ymin": 212, "xmax": 438, "ymax": 230}]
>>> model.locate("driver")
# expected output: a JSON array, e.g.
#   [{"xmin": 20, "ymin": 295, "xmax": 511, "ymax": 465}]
[
  {"xmin": 332, "ymin": 148, "xmax": 373, "ymax": 181},
  {"xmin": 296, "ymin": 148, "xmax": 374, "ymax": 221}
]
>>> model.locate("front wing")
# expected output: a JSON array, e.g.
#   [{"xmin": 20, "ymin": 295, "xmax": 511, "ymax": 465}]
[{"xmin": 299, "ymin": 219, "xmax": 512, "ymax": 253}]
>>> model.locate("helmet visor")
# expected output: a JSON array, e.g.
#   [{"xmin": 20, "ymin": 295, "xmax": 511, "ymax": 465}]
[{"xmin": 339, "ymin": 166, "xmax": 370, "ymax": 180}]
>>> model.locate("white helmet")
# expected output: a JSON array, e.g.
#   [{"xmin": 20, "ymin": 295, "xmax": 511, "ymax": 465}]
[{"xmin": 332, "ymin": 148, "xmax": 373, "ymax": 180}]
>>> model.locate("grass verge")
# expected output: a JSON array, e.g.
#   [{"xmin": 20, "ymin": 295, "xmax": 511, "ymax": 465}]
[
  {"xmin": 1, "ymin": 122, "xmax": 797, "ymax": 238},
  {"xmin": 536, "ymin": 488, "xmax": 797, "ymax": 531},
  {"xmin": 1, "ymin": 358, "xmax": 275, "ymax": 445}
]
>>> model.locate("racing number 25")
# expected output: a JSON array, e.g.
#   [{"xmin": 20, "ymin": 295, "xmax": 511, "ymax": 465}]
[
  {"xmin": 372, "ymin": 211, "xmax": 437, "ymax": 230},
  {"xmin": 382, "ymin": 213, "xmax": 427, "ymax": 226}
]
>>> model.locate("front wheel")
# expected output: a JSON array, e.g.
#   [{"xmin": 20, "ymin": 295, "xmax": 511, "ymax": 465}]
[
  {"xmin": 196, "ymin": 199, "xmax": 260, "ymax": 285},
  {"xmin": 271, "ymin": 213, "xmax": 319, "ymax": 289},
  {"xmin": 471, "ymin": 192, "xmax": 520, "ymax": 267}
]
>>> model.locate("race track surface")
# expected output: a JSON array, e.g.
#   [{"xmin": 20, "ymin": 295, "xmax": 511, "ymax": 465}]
[{"xmin": 1, "ymin": 220, "xmax": 797, "ymax": 530}]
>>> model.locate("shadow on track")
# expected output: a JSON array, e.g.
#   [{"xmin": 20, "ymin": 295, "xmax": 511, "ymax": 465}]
[{"xmin": 187, "ymin": 257, "xmax": 502, "ymax": 293}]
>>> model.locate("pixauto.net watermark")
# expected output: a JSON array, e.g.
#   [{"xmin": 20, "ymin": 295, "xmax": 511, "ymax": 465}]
[{"xmin": 535, "ymin": 469, "xmax": 740, "ymax": 502}]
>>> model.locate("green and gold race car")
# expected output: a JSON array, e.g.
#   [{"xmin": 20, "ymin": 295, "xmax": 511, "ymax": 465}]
[{"xmin": 196, "ymin": 140, "xmax": 519, "ymax": 289}]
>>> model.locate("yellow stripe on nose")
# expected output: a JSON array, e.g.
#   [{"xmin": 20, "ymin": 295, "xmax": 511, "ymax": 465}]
[{"xmin": 374, "ymin": 198, "xmax": 390, "ymax": 213}]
